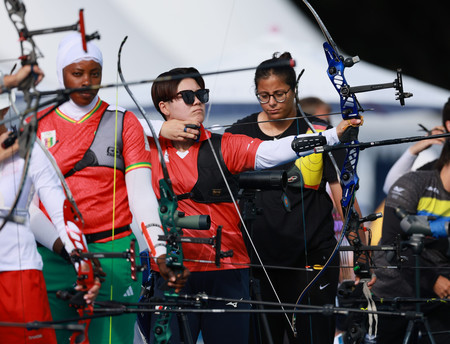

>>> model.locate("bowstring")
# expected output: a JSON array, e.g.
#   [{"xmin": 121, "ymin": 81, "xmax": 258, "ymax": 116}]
[
  {"xmin": 108, "ymin": 61, "xmax": 121, "ymax": 344},
  {"xmin": 201, "ymin": 0, "xmax": 295, "ymax": 333}
]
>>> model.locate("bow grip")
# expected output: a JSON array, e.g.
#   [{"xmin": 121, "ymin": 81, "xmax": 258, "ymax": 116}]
[
  {"xmin": 340, "ymin": 126, "xmax": 359, "ymax": 144},
  {"xmin": 17, "ymin": 64, "xmax": 37, "ymax": 94}
]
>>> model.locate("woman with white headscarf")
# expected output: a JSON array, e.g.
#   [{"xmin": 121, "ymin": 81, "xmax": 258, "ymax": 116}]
[{"xmin": 31, "ymin": 33, "xmax": 191, "ymax": 344}]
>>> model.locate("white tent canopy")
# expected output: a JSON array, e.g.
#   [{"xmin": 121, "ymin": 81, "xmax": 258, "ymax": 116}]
[{"xmin": 1, "ymin": 0, "xmax": 448, "ymax": 109}]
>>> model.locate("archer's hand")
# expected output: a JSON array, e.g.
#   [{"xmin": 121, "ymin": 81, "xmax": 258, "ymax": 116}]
[
  {"xmin": 0, "ymin": 131, "xmax": 19, "ymax": 162},
  {"xmin": 73, "ymin": 258, "xmax": 103, "ymax": 305},
  {"xmin": 3, "ymin": 65, "xmax": 45, "ymax": 89},
  {"xmin": 336, "ymin": 117, "xmax": 363, "ymax": 143},
  {"xmin": 160, "ymin": 119, "xmax": 200, "ymax": 142},
  {"xmin": 157, "ymin": 255, "xmax": 190, "ymax": 293},
  {"xmin": 74, "ymin": 273, "xmax": 101, "ymax": 305},
  {"xmin": 409, "ymin": 125, "xmax": 446, "ymax": 155},
  {"xmin": 433, "ymin": 275, "xmax": 450, "ymax": 299}
]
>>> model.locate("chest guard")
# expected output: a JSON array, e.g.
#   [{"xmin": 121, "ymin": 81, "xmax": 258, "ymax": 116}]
[
  {"xmin": 189, "ymin": 134, "xmax": 239, "ymax": 203},
  {"xmin": 64, "ymin": 108, "xmax": 125, "ymax": 178}
]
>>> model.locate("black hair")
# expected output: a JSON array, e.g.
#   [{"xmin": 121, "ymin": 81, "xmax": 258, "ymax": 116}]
[
  {"xmin": 151, "ymin": 67, "xmax": 205, "ymax": 119},
  {"xmin": 254, "ymin": 52, "xmax": 296, "ymax": 91}
]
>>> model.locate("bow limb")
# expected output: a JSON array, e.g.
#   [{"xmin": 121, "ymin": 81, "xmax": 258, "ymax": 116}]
[
  {"xmin": 291, "ymin": 1, "xmax": 365, "ymax": 335},
  {"xmin": 293, "ymin": 2, "xmax": 412, "ymax": 334},
  {"xmin": 118, "ymin": 37, "xmax": 171, "ymax": 181},
  {"xmin": 4, "ymin": 0, "xmax": 41, "ymax": 107}
]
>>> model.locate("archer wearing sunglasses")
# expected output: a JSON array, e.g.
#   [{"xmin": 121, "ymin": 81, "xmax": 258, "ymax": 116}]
[
  {"xmin": 145, "ymin": 67, "xmax": 361, "ymax": 344},
  {"xmin": 175, "ymin": 88, "xmax": 210, "ymax": 105}
]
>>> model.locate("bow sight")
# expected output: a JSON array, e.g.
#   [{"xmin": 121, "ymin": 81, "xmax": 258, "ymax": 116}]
[{"xmin": 341, "ymin": 69, "xmax": 413, "ymax": 106}]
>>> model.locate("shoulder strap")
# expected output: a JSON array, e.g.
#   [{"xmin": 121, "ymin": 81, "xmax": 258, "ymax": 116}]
[{"xmin": 64, "ymin": 108, "xmax": 125, "ymax": 178}]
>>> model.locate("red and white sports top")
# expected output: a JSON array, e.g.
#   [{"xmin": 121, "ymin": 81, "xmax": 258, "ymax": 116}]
[
  {"xmin": 37, "ymin": 99, "xmax": 151, "ymax": 237},
  {"xmin": 149, "ymin": 126, "xmax": 262, "ymax": 272}
]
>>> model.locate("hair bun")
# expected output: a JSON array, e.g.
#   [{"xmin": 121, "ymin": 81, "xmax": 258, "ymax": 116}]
[{"xmin": 278, "ymin": 52, "xmax": 292, "ymax": 60}]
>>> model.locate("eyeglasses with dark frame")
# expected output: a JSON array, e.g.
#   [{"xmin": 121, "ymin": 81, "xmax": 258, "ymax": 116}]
[
  {"xmin": 174, "ymin": 89, "xmax": 210, "ymax": 105},
  {"xmin": 256, "ymin": 88, "xmax": 291, "ymax": 104}
]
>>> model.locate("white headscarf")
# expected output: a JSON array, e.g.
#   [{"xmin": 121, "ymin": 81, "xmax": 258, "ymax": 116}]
[{"xmin": 56, "ymin": 32, "xmax": 103, "ymax": 88}]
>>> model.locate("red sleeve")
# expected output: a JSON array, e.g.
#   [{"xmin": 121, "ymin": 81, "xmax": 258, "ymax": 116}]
[
  {"xmin": 122, "ymin": 112, "xmax": 152, "ymax": 173},
  {"xmin": 220, "ymin": 132, "xmax": 262, "ymax": 174}
]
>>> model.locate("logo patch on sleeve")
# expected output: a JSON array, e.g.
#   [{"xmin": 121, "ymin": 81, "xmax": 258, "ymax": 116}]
[{"xmin": 41, "ymin": 130, "xmax": 56, "ymax": 148}]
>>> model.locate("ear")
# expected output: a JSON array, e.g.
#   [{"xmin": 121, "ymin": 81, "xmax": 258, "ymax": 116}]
[
  {"xmin": 159, "ymin": 101, "xmax": 171, "ymax": 120},
  {"xmin": 62, "ymin": 67, "xmax": 68, "ymax": 88},
  {"xmin": 446, "ymin": 120, "xmax": 450, "ymax": 133}
]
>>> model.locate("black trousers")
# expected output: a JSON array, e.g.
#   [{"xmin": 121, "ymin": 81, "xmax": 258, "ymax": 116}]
[
  {"xmin": 149, "ymin": 268, "xmax": 251, "ymax": 344},
  {"xmin": 250, "ymin": 247, "xmax": 340, "ymax": 344}
]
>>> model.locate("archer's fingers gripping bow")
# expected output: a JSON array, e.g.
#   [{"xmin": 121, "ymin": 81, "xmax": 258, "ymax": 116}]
[{"xmin": 292, "ymin": 1, "xmax": 413, "ymax": 336}]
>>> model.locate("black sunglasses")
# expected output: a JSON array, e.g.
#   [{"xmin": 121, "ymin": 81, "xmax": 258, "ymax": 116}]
[{"xmin": 175, "ymin": 89, "xmax": 210, "ymax": 105}]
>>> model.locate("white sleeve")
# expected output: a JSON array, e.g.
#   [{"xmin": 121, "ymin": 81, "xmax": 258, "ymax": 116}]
[
  {"xmin": 29, "ymin": 143, "xmax": 75, "ymax": 253},
  {"xmin": 125, "ymin": 168, "xmax": 166, "ymax": 259},
  {"xmin": 138, "ymin": 118, "xmax": 163, "ymax": 138},
  {"xmin": 29, "ymin": 200, "xmax": 60, "ymax": 250},
  {"xmin": 255, "ymin": 127, "xmax": 338, "ymax": 170},
  {"xmin": 382, "ymin": 149, "xmax": 417, "ymax": 194}
]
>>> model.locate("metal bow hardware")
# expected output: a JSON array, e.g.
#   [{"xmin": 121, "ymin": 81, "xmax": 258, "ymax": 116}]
[
  {"xmin": 301, "ymin": 0, "xmax": 411, "ymax": 208},
  {"xmin": 4, "ymin": 0, "xmax": 100, "ymax": 108},
  {"xmin": 292, "ymin": 0, "xmax": 413, "ymax": 335}
]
